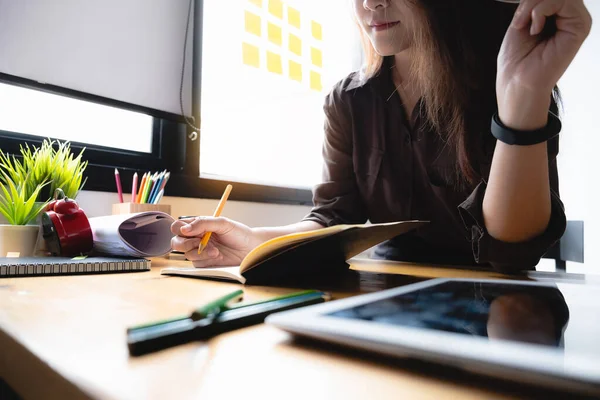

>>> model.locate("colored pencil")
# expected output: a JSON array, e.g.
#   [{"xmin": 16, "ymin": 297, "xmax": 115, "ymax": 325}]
[
  {"xmin": 131, "ymin": 172, "xmax": 138, "ymax": 203},
  {"xmin": 159, "ymin": 172, "xmax": 170, "ymax": 192},
  {"xmin": 153, "ymin": 189, "xmax": 164, "ymax": 205},
  {"xmin": 114, "ymin": 168, "xmax": 124, "ymax": 203},
  {"xmin": 148, "ymin": 170, "xmax": 165, "ymax": 204},
  {"xmin": 142, "ymin": 172, "xmax": 157, "ymax": 204},
  {"xmin": 136, "ymin": 173, "xmax": 147, "ymax": 204}
]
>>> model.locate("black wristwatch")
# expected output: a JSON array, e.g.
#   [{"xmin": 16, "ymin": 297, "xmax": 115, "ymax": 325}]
[{"xmin": 491, "ymin": 112, "xmax": 562, "ymax": 146}]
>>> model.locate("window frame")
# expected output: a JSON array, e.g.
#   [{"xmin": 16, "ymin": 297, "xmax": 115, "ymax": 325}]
[{"xmin": 0, "ymin": 0, "xmax": 314, "ymax": 206}]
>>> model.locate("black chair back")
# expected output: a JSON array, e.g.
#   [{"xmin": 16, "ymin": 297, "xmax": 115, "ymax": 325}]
[{"xmin": 543, "ymin": 220, "xmax": 584, "ymax": 271}]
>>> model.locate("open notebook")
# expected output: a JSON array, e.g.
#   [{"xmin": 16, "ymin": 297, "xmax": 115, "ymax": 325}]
[{"xmin": 161, "ymin": 220, "xmax": 427, "ymax": 285}]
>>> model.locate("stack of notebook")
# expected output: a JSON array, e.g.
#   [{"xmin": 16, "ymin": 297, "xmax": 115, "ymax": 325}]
[{"xmin": 0, "ymin": 257, "xmax": 151, "ymax": 277}]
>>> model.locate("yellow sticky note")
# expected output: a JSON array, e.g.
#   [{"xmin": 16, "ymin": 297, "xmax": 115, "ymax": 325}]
[
  {"xmin": 268, "ymin": 0, "xmax": 283, "ymax": 19},
  {"xmin": 289, "ymin": 33, "xmax": 302, "ymax": 56},
  {"xmin": 242, "ymin": 42, "xmax": 260, "ymax": 68},
  {"xmin": 310, "ymin": 71, "xmax": 322, "ymax": 91},
  {"xmin": 245, "ymin": 11, "xmax": 262, "ymax": 37},
  {"xmin": 267, "ymin": 51, "xmax": 283, "ymax": 75},
  {"xmin": 268, "ymin": 22, "xmax": 282, "ymax": 46},
  {"xmin": 289, "ymin": 60, "xmax": 302, "ymax": 82},
  {"xmin": 248, "ymin": 0, "xmax": 262, "ymax": 7},
  {"xmin": 288, "ymin": 6, "xmax": 301, "ymax": 29},
  {"xmin": 311, "ymin": 21, "xmax": 322, "ymax": 41},
  {"xmin": 311, "ymin": 47, "xmax": 322, "ymax": 68}
]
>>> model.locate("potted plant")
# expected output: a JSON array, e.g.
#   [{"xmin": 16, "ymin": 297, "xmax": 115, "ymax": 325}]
[
  {"xmin": 0, "ymin": 171, "xmax": 49, "ymax": 256},
  {"xmin": 0, "ymin": 139, "xmax": 88, "ymax": 202},
  {"xmin": 0, "ymin": 139, "xmax": 88, "ymax": 257}
]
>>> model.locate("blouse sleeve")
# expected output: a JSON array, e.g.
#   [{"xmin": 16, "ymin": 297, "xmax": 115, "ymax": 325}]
[
  {"xmin": 457, "ymin": 133, "xmax": 567, "ymax": 274},
  {"xmin": 302, "ymin": 79, "xmax": 368, "ymax": 227}
]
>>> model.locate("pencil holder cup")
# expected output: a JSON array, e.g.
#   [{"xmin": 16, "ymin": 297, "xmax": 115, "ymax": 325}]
[{"xmin": 112, "ymin": 202, "xmax": 172, "ymax": 216}]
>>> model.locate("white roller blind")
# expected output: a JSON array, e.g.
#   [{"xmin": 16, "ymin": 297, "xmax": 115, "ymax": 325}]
[{"xmin": 0, "ymin": 0, "xmax": 193, "ymax": 117}]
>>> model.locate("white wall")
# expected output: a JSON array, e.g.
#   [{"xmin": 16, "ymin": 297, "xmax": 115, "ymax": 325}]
[
  {"xmin": 0, "ymin": 0, "xmax": 193, "ymax": 116},
  {"xmin": 549, "ymin": 0, "xmax": 600, "ymax": 273}
]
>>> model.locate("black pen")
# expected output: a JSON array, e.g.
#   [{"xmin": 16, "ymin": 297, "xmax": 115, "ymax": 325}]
[{"xmin": 127, "ymin": 291, "xmax": 329, "ymax": 356}]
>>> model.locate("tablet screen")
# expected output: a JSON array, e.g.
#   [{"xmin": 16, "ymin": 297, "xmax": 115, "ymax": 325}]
[{"xmin": 328, "ymin": 281, "xmax": 570, "ymax": 348}]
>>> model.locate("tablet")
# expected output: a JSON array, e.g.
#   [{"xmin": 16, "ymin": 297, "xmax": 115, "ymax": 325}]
[{"xmin": 266, "ymin": 278, "xmax": 600, "ymax": 396}]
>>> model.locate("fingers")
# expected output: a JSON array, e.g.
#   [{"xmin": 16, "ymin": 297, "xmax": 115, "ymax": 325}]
[
  {"xmin": 170, "ymin": 216, "xmax": 233, "ymax": 237},
  {"xmin": 171, "ymin": 234, "xmax": 219, "ymax": 258},
  {"xmin": 171, "ymin": 220, "xmax": 187, "ymax": 236},
  {"xmin": 171, "ymin": 233, "xmax": 224, "ymax": 266},
  {"xmin": 530, "ymin": 0, "xmax": 563, "ymax": 35},
  {"xmin": 185, "ymin": 247, "xmax": 219, "ymax": 263},
  {"xmin": 171, "ymin": 235, "xmax": 200, "ymax": 253},
  {"xmin": 512, "ymin": 0, "xmax": 590, "ymax": 37},
  {"xmin": 186, "ymin": 243, "xmax": 222, "ymax": 267},
  {"xmin": 169, "ymin": 216, "xmax": 238, "ymax": 268},
  {"xmin": 512, "ymin": 0, "xmax": 545, "ymax": 30},
  {"xmin": 178, "ymin": 216, "xmax": 234, "ymax": 237}
]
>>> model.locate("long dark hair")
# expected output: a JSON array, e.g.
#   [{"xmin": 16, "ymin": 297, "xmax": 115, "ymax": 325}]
[{"xmin": 359, "ymin": 0, "xmax": 559, "ymax": 185}]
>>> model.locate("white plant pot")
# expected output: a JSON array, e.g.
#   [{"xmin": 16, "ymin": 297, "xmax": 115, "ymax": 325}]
[{"xmin": 0, "ymin": 225, "xmax": 40, "ymax": 257}]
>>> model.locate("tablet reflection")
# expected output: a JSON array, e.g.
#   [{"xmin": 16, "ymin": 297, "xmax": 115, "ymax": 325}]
[
  {"xmin": 328, "ymin": 281, "xmax": 570, "ymax": 348},
  {"xmin": 487, "ymin": 293, "xmax": 559, "ymax": 346}
]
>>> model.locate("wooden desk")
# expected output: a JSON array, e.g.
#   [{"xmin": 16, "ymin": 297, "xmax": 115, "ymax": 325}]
[{"xmin": 0, "ymin": 258, "xmax": 567, "ymax": 400}]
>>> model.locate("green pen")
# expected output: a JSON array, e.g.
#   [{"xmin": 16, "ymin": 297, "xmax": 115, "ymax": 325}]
[
  {"xmin": 128, "ymin": 290, "xmax": 330, "ymax": 356},
  {"xmin": 190, "ymin": 289, "xmax": 244, "ymax": 320},
  {"xmin": 128, "ymin": 289, "xmax": 322, "ymax": 332},
  {"xmin": 227, "ymin": 290, "xmax": 321, "ymax": 309},
  {"xmin": 129, "ymin": 289, "xmax": 243, "ymax": 331}
]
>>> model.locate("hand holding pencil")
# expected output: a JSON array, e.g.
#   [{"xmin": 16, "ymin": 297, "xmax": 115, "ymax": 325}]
[
  {"xmin": 171, "ymin": 184, "xmax": 259, "ymax": 268},
  {"xmin": 198, "ymin": 184, "xmax": 232, "ymax": 254}
]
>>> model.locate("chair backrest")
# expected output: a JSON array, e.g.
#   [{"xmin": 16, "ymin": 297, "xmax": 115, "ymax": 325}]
[{"xmin": 543, "ymin": 220, "xmax": 584, "ymax": 270}]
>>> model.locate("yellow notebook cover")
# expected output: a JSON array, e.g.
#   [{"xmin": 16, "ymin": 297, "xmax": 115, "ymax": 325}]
[{"xmin": 161, "ymin": 220, "xmax": 427, "ymax": 285}]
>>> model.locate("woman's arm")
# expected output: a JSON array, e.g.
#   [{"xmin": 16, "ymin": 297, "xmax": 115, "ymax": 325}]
[
  {"xmin": 483, "ymin": 92, "xmax": 552, "ymax": 242},
  {"xmin": 483, "ymin": 0, "xmax": 591, "ymax": 243},
  {"xmin": 251, "ymin": 221, "xmax": 324, "ymax": 244}
]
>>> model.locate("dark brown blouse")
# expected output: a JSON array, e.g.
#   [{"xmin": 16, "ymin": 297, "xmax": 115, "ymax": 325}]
[{"xmin": 303, "ymin": 60, "xmax": 566, "ymax": 273}]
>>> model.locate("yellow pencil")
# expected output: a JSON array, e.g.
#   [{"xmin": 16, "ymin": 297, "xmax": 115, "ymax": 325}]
[
  {"xmin": 198, "ymin": 184, "xmax": 233, "ymax": 255},
  {"xmin": 136, "ymin": 173, "xmax": 147, "ymax": 204}
]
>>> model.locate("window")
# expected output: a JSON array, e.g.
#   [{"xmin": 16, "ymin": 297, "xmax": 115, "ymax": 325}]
[
  {"xmin": 200, "ymin": 0, "xmax": 361, "ymax": 189},
  {"xmin": 0, "ymin": 82, "xmax": 153, "ymax": 153},
  {"xmin": 0, "ymin": 0, "xmax": 191, "ymax": 195},
  {"xmin": 0, "ymin": 78, "xmax": 187, "ymax": 195}
]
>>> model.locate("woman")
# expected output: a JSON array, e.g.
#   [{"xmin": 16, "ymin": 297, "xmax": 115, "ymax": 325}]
[{"xmin": 172, "ymin": 0, "xmax": 592, "ymax": 273}]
